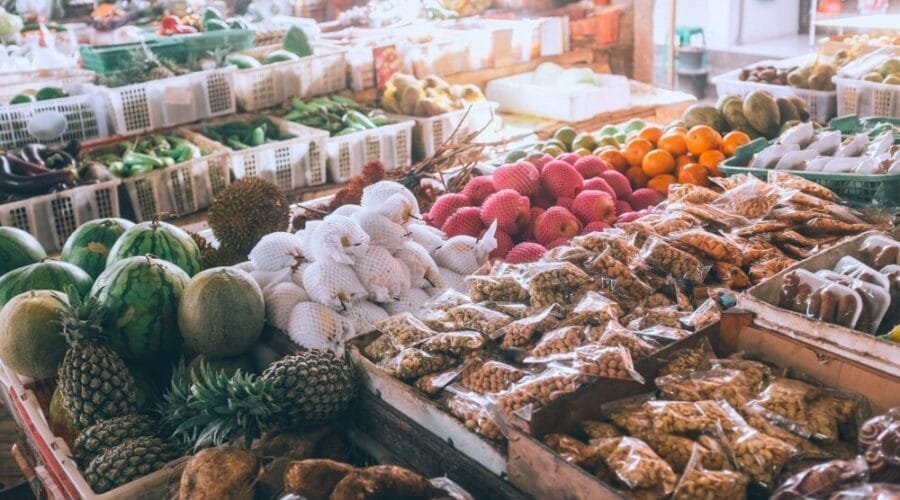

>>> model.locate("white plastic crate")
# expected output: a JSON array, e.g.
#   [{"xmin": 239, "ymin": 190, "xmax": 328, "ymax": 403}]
[
  {"xmin": 711, "ymin": 55, "xmax": 837, "ymax": 124},
  {"xmin": 0, "ymin": 180, "xmax": 120, "ymax": 253},
  {"xmin": 191, "ymin": 114, "xmax": 328, "ymax": 190},
  {"xmin": 834, "ymin": 77, "xmax": 900, "ymax": 117},
  {"xmin": 0, "ymin": 67, "xmax": 94, "ymax": 88},
  {"xmin": 0, "ymin": 83, "xmax": 109, "ymax": 149},
  {"xmin": 82, "ymin": 130, "xmax": 232, "ymax": 223},
  {"xmin": 104, "ymin": 67, "xmax": 237, "ymax": 136},
  {"xmin": 486, "ymin": 72, "xmax": 630, "ymax": 122},
  {"xmin": 0, "ymin": 359, "xmax": 184, "ymax": 500},
  {"xmin": 391, "ymin": 101, "xmax": 499, "ymax": 161},
  {"xmin": 323, "ymin": 119, "xmax": 414, "ymax": 182},
  {"xmin": 232, "ymin": 45, "xmax": 347, "ymax": 111}
]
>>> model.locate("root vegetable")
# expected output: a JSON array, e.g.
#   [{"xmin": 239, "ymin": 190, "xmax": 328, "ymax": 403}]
[
  {"xmin": 178, "ymin": 447, "xmax": 260, "ymax": 500},
  {"xmin": 283, "ymin": 459, "xmax": 356, "ymax": 500},
  {"xmin": 330, "ymin": 465, "xmax": 442, "ymax": 500}
]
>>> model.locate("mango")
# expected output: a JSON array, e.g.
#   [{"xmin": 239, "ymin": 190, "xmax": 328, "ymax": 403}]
[
  {"xmin": 682, "ymin": 104, "xmax": 726, "ymax": 132},
  {"xmin": 742, "ymin": 91, "xmax": 780, "ymax": 137}
]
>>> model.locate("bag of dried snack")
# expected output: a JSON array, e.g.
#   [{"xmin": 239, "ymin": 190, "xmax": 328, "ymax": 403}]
[
  {"xmin": 497, "ymin": 304, "xmax": 563, "ymax": 346},
  {"xmin": 595, "ymin": 321, "xmax": 659, "ymax": 359},
  {"xmin": 525, "ymin": 325, "xmax": 589, "ymax": 359},
  {"xmin": 670, "ymin": 228, "xmax": 744, "ymax": 265},
  {"xmin": 375, "ymin": 313, "xmax": 438, "ymax": 346},
  {"xmin": 636, "ymin": 325, "xmax": 693, "ymax": 346},
  {"xmin": 668, "ymin": 184, "xmax": 720, "ymax": 204},
  {"xmin": 415, "ymin": 364, "xmax": 466, "ymax": 396},
  {"xmin": 443, "ymin": 386, "xmax": 504, "ymax": 441},
  {"xmin": 672, "ymin": 443, "xmax": 749, "ymax": 499},
  {"xmin": 416, "ymin": 330, "xmax": 487, "ymax": 357},
  {"xmin": 561, "ymin": 291, "xmax": 624, "ymax": 327},
  {"xmin": 639, "ymin": 236, "xmax": 709, "ymax": 285},
  {"xmin": 627, "ymin": 306, "xmax": 691, "ymax": 330},
  {"xmin": 656, "ymin": 339, "xmax": 716, "ymax": 377},
  {"xmin": 494, "ymin": 365, "xmax": 592, "ymax": 421},
  {"xmin": 465, "ymin": 275, "xmax": 529, "ymax": 303},
  {"xmin": 572, "ymin": 229, "xmax": 640, "ymax": 263},
  {"xmin": 380, "ymin": 347, "xmax": 456, "ymax": 381},
  {"xmin": 448, "ymin": 303, "xmax": 514, "ymax": 336},
  {"xmin": 767, "ymin": 170, "xmax": 836, "ymax": 202},
  {"xmin": 459, "ymin": 357, "xmax": 529, "ymax": 395},
  {"xmin": 423, "ymin": 289, "xmax": 472, "ymax": 311},
  {"xmin": 595, "ymin": 436, "xmax": 678, "ymax": 495},
  {"xmin": 588, "ymin": 249, "xmax": 654, "ymax": 300},
  {"xmin": 582, "ymin": 420, "xmax": 623, "ymax": 440},
  {"xmin": 712, "ymin": 176, "xmax": 787, "ymax": 219},
  {"xmin": 716, "ymin": 404, "xmax": 797, "ymax": 485},
  {"xmin": 656, "ymin": 368, "xmax": 756, "ymax": 408},
  {"xmin": 523, "ymin": 261, "xmax": 593, "ymax": 308},
  {"xmin": 679, "ymin": 298, "xmax": 721, "ymax": 332},
  {"xmin": 543, "ymin": 433, "xmax": 609, "ymax": 478}
]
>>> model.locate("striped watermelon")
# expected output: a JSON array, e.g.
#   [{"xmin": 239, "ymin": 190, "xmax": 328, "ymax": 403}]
[
  {"xmin": 0, "ymin": 260, "xmax": 92, "ymax": 307},
  {"xmin": 91, "ymin": 256, "xmax": 189, "ymax": 361},
  {"xmin": 0, "ymin": 227, "xmax": 46, "ymax": 276},
  {"xmin": 106, "ymin": 220, "xmax": 201, "ymax": 276},
  {"xmin": 61, "ymin": 218, "xmax": 134, "ymax": 279}
]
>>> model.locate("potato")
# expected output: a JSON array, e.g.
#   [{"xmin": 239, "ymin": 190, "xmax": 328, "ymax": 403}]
[
  {"xmin": 178, "ymin": 447, "xmax": 259, "ymax": 500},
  {"xmin": 330, "ymin": 465, "xmax": 442, "ymax": 500},
  {"xmin": 283, "ymin": 459, "xmax": 356, "ymax": 500}
]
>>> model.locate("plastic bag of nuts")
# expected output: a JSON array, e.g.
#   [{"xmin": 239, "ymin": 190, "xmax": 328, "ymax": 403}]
[
  {"xmin": 524, "ymin": 262, "xmax": 593, "ymax": 308},
  {"xmin": 362, "ymin": 333, "xmax": 402, "ymax": 363},
  {"xmin": 711, "ymin": 358, "xmax": 773, "ymax": 393},
  {"xmin": 465, "ymin": 275, "xmax": 529, "ymax": 302},
  {"xmin": 525, "ymin": 326, "xmax": 588, "ymax": 359},
  {"xmin": 595, "ymin": 321, "xmax": 659, "ymax": 359},
  {"xmin": 543, "ymin": 433, "xmax": 609, "ymax": 478},
  {"xmin": 639, "ymin": 236, "xmax": 709, "ymax": 285},
  {"xmin": 543, "ymin": 245, "xmax": 596, "ymax": 267},
  {"xmin": 672, "ymin": 444, "xmax": 749, "ymax": 500},
  {"xmin": 380, "ymin": 347, "xmax": 456, "ymax": 381},
  {"xmin": 670, "ymin": 229, "xmax": 744, "ymax": 265},
  {"xmin": 588, "ymin": 249, "xmax": 654, "ymax": 300},
  {"xmin": 448, "ymin": 303, "xmax": 514, "ymax": 336},
  {"xmin": 656, "ymin": 341, "xmax": 716, "ymax": 377},
  {"xmin": 593, "ymin": 436, "xmax": 678, "ymax": 495},
  {"xmin": 627, "ymin": 306, "xmax": 690, "ymax": 330},
  {"xmin": 480, "ymin": 301, "xmax": 531, "ymax": 319},
  {"xmin": 415, "ymin": 365, "xmax": 465, "ymax": 396},
  {"xmin": 417, "ymin": 330, "xmax": 487, "ymax": 357},
  {"xmin": 668, "ymin": 184, "xmax": 720, "ymax": 205},
  {"xmin": 571, "ymin": 344, "xmax": 644, "ymax": 383},
  {"xmin": 652, "ymin": 213, "xmax": 699, "ymax": 237},
  {"xmin": 572, "ymin": 229, "xmax": 640, "ymax": 263},
  {"xmin": 582, "ymin": 420, "xmax": 622, "ymax": 440},
  {"xmin": 679, "ymin": 298, "xmax": 721, "ymax": 332},
  {"xmin": 713, "ymin": 178, "xmax": 784, "ymax": 219},
  {"xmin": 766, "ymin": 171, "xmax": 835, "ymax": 202},
  {"xmin": 497, "ymin": 304, "xmax": 562, "ymax": 347},
  {"xmin": 561, "ymin": 291, "xmax": 623, "ymax": 327},
  {"xmin": 656, "ymin": 368, "xmax": 756, "ymax": 409},
  {"xmin": 495, "ymin": 366, "xmax": 591, "ymax": 419},
  {"xmin": 422, "ymin": 289, "xmax": 472, "ymax": 311},
  {"xmin": 611, "ymin": 400, "xmax": 737, "ymax": 436},
  {"xmin": 375, "ymin": 313, "xmax": 438, "ymax": 346},
  {"xmin": 711, "ymin": 261, "xmax": 752, "ymax": 289},
  {"xmin": 443, "ymin": 387, "xmax": 503, "ymax": 441},
  {"xmin": 459, "ymin": 358, "xmax": 528, "ymax": 394},
  {"xmin": 749, "ymin": 255, "xmax": 796, "ymax": 284},
  {"xmin": 717, "ymin": 405, "xmax": 797, "ymax": 485}
]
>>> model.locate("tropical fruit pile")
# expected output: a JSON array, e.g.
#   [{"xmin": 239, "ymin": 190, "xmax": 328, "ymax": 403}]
[
  {"xmin": 380, "ymin": 73, "xmax": 486, "ymax": 117},
  {"xmin": 678, "ymin": 90, "xmax": 812, "ymax": 140}
]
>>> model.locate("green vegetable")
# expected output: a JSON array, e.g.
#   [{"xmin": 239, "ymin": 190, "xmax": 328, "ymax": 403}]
[
  {"xmin": 35, "ymin": 87, "xmax": 67, "ymax": 101},
  {"xmin": 344, "ymin": 110, "xmax": 377, "ymax": 130},
  {"xmin": 228, "ymin": 18, "xmax": 251, "ymax": 30},
  {"xmin": 123, "ymin": 151, "xmax": 164, "ymax": 169},
  {"xmin": 250, "ymin": 126, "xmax": 266, "ymax": 147},
  {"xmin": 10, "ymin": 94, "xmax": 34, "ymax": 105},
  {"xmin": 0, "ymin": 8, "xmax": 24, "ymax": 38},
  {"xmin": 226, "ymin": 138, "xmax": 249, "ymax": 150},
  {"xmin": 265, "ymin": 50, "xmax": 301, "ymax": 64},
  {"xmin": 201, "ymin": 6, "xmax": 223, "ymax": 23},
  {"xmin": 225, "ymin": 53, "xmax": 261, "ymax": 70},
  {"xmin": 204, "ymin": 19, "xmax": 229, "ymax": 31},
  {"xmin": 283, "ymin": 26, "xmax": 313, "ymax": 58}
]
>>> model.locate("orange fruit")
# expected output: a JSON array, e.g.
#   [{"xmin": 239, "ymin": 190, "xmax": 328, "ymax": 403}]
[
  {"xmin": 685, "ymin": 125, "xmax": 723, "ymax": 155},
  {"xmin": 641, "ymin": 149, "xmax": 676, "ymax": 177},
  {"xmin": 666, "ymin": 126, "xmax": 688, "ymax": 135},
  {"xmin": 647, "ymin": 174, "xmax": 677, "ymax": 194},
  {"xmin": 623, "ymin": 138, "xmax": 653, "ymax": 168},
  {"xmin": 625, "ymin": 166, "xmax": 649, "ymax": 189},
  {"xmin": 598, "ymin": 149, "xmax": 628, "ymax": 172},
  {"xmin": 638, "ymin": 126, "xmax": 664, "ymax": 146},
  {"xmin": 698, "ymin": 150, "xmax": 726, "ymax": 176},
  {"xmin": 722, "ymin": 131, "xmax": 751, "ymax": 157},
  {"xmin": 675, "ymin": 153, "xmax": 697, "ymax": 172},
  {"xmin": 658, "ymin": 131, "xmax": 688, "ymax": 157},
  {"xmin": 678, "ymin": 163, "xmax": 709, "ymax": 186}
]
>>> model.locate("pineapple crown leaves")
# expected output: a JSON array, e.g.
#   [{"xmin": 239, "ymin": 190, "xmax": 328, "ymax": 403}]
[
  {"xmin": 54, "ymin": 285, "xmax": 111, "ymax": 347},
  {"xmin": 161, "ymin": 361, "xmax": 282, "ymax": 450}
]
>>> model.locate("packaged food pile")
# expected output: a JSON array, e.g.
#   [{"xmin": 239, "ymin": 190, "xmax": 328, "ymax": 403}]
[
  {"xmin": 777, "ymin": 234, "xmax": 899, "ymax": 336},
  {"xmin": 541, "ymin": 342, "xmax": 881, "ymax": 498}
]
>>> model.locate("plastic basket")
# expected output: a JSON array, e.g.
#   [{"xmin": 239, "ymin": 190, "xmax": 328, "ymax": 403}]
[
  {"xmin": 834, "ymin": 77, "xmax": 900, "ymax": 118},
  {"xmin": 711, "ymin": 55, "xmax": 837, "ymax": 124},
  {"xmin": 179, "ymin": 29, "xmax": 255, "ymax": 64},
  {"xmin": 104, "ymin": 67, "xmax": 236, "ymax": 136},
  {"xmin": 391, "ymin": 101, "xmax": 498, "ymax": 161},
  {"xmin": 0, "ymin": 359, "xmax": 184, "ymax": 499},
  {"xmin": 719, "ymin": 157, "xmax": 900, "ymax": 207},
  {"xmin": 79, "ymin": 37, "xmax": 187, "ymax": 75},
  {"xmin": 0, "ymin": 84, "xmax": 110, "ymax": 150},
  {"xmin": 0, "ymin": 180, "xmax": 121, "ymax": 252},
  {"xmin": 0, "ymin": 68, "xmax": 94, "ymax": 89},
  {"xmin": 191, "ymin": 114, "xmax": 328, "ymax": 190},
  {"xmin": 323, "ymin": 120, "xmax": 414, "ymax": 182},
  {"xmin": 232, "ymin": 45, "xmax": 347, "ymax": 111}
]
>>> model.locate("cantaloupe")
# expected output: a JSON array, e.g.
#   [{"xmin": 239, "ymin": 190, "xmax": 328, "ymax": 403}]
[{"xmin": 0, "ymin": 290, "xmax": 68, "ymax": 379}]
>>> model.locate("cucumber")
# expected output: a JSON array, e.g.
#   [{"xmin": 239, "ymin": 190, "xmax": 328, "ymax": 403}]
[
  {"xmin": 204, "ymin": 19, "xmax": 229, "ymax": 31},
  {"xmin": 10, "ymin": 94, "xmax": 34, "ymax": 105},
  {"xmin": 264, "ymin": 49, "xmax": 301, "ymax": 64},
  {"xmin": 225, "ymin": 53, "xmax": 262, "ymax": 70},
  {"xmin": 35, "ymin": 87, "xmax": 67, "ymax": 101}
]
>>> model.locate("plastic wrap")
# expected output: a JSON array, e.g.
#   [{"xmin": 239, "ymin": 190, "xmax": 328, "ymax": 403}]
[
  {"xmin": 879, "ymin": 264, "xmax": 900, "ymax": 334},
  {"xmin": 749, "ymin": 255, "xmax": 797, "ymax": 284},
  {"xmin": 767, "ymin": 170, "xmax": 836, "ymax": 201},
  {"xmin": 816, "ymin": 270, "xmax": 890, "ymax": 334},
  {"xmin": 656, "ymin": 369, "xmax": 756, "ymax": 408},
  {"xmin": 380, "ymin": 347, "xmax": 456, "ymax": 381},
  {"xmin": 717, "ymin": 405, "xmax": 797, "ymax": 485},
  {"xmin": 448, "ymin": 303, "xmax": 513, "ymax": 336},
  {"xmin": 543, "ymin": 245, "xmax": 596, "ymax": 267},
  {"xmin": 572, "ymin": 229, "xmax": 640, "ymax": 263},
  {"xmin": 588, "ymin": 250, "xmax": 654, "ymax": 300},
  {"xmin": 778, "ymin": 269, "xmax": 863, "ymax": 328},
  {"xmin": 303, "ymin": 260, "xmax": 369, "ymax": 310},
  {"xmin": 415, "ymin": 365, "xmax": 464, "ymax": 396},
  {"xmin": 830, "ymin": 483, "xmax": 900, "ymax": 499},
  {"xmin": 652, "ymin": 214, "xmax": 699, "ymax": 237},
  {"xmin": 526, "ymin": 326, "xmax": 587, "ymax": 358},
  {"xmin": 610, "ymin": 400, "xmax": 735, "ymax": 436},
  {"xmin": 860, "ymin": 235, "xmax": 900, "ymax": 269},
  {"xmin": 524, "ymin": 261, "xmax": 593, "ymax": 308},
  {"xmin": 562, "ymin": 291, "xmax": 623, "ymax": 327},
  {"xmin": 423, "ymin": 289, "xmax": 472, "ymax": 311},
  {"xmin": 618, "ymin": 221, "xmax": 658, "ymax": 249},
  {"xmin": 671, "ymin": 229, "xmax": 743, "ymax": 265},
  {"xmin": 639, "ymin": 236, "xmax": 708, "ymax": 285},
  {"xmin": 495, "ymin": 365, "xmax": 591, "ymax": 420},
  {"xmin": 465, "ymin": 275, "xmax": 529, "ymax": 302},
  {"xmin": 668, "ymin": 184, "xmax": 720, "ymax": 204},
  {"xmin": 670, "ymin": 202, "xmax": 751, "ymax": 230},
  {"xmin": 568, "ymin": 344, "xmax": 644, "ymax": 383},
  {"xmin": 375, "ymin": 313, "xmax": 438, "ymax": 345},
  {"xmin": 672, "ymin": 444, "xmax": 749, "ymax": 499},
  {"xmin": 713, "ymin": 177, "xmax": 786, "ymax": 219},
  {"xmin": 834, "ymin": 256, "xmax": 891, "ymax": 290},
  {"xmin": 543, "ymin": 434, "xmax": 608, "ymax": 477},
  {"xmin": 582, "ymin": 421, "xmax": 622, "ymax": 440},
  {"xmin": 593, "ymin": 436, "xmax": 678, "ymax": 495},
  {"xmin": 627, "ymin": 306, "xmax": 690, "ymax": 330},
  {"xmin": 417, "ymin": 330, "xmax": 486, "ymax": 357},
  {"xmin": 459, "ymin": 358, "xmax": 528, "ymax": 394},
  {"xmin": 657, "ymin": 340, "xmax": 715, "ymax": 377},
  {"xmin": 711, "ymin": 358, "xmax": 773, "ymax": 392},
  {"xmin": 679, "ymin": 298, "xmax": 721, "ymax": 332},
  {"xmin": 497, "ymin": 304, "xmax": 562, "ymax": 347},
  {"xmin": 444, "ymin": 386, "xmax": 503, "ymax": 440},
  {"xmin": 596, "ymin": 321, "xmax": 658, "ymax": 359},
  {"xmin": 481, "ymin": 301, "xmax": 530, "ymax": 319},
  {"xmin": 287, "ymin": 301, "xmax": 354, "ymax": 351}
]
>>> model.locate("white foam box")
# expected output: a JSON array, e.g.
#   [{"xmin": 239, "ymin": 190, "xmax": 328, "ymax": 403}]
[{"xmin": 485, "ymin": 71, "xmax": 630, "ymax": 122}]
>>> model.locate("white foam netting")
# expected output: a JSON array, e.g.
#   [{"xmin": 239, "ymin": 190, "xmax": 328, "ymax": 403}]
[
  {"xmin": 361, "ymin": 181, "xmax": 421, "ymax": 218},
  {"xmin": 249, "ymin": 232, "xmax": 306, "ymax": 272},
  {"xmin": 408, "ymin": 222, "xmax": 447, "ymax": 253},
  {"xmin": 384, "ymin": 288, "xmax": 431, "ymax": 316},
  {"xmin": 295, "ymin": 220, "xmax": 321, "ymax": 249},
  {"xmin": 233, "ymin": 261, "xmax": 256, "ymax": 273},
  {"xmin": 288, "ymin": 301, "xmax": 354, "ymax": 351},
  {"xmin": 352, "ymin": 209, "xmax": 410, "ymax": 251},
  {"xmin": 251, "ymin": 268, "xmax": 293, "ymax": 290},
  {"xmin": 430, "ymin": 223, "xmax": 497, "ymax": 275},
  {"xmin": 264, "ymin": 282, "xmax": 310, "ymax": 332},
  {"xmin": 352, "ymin": 245, "xmax": 412, "ymax": 303},
  {"xmin": 331, "ymin": 204, "xmax": 361, "ymax": 218},
  {"xmin": 289, "ymin": 262, "xmax": 311, "ymax": 289},
  {"xmin": 308, "ymin": 215, "xmax": 371, "ymax": 265},
  {"xmin": 394, "ymin": 241, "xmax": 442, "ymax": 289},
  {"xmin": 303, "ymin": 260, "xmax": 368, "ymax": 310},
  {"xmin": 341, "ymin": 301, "xmax": 390, "ymax": 339},
  {"xmin": 437, "ymin": 267, "xmax": 467, "ymax": 293}
]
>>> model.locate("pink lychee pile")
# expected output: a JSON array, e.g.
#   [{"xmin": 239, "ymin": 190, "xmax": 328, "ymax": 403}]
[{"xmin": 425, "ymin": 154, "xmax": 663, "ymax": 264}]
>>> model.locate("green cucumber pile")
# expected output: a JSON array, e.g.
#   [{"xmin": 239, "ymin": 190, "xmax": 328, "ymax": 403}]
[
  {"xmin": 83, "ymin": 135, "xmax": 204, "ymax": 178},
  {"xmin": 281, "ymin": 95, "xmax": 391, "ymax": 137},
  {"xmin": 203, "ymin": 117, "xmax": 295, "ymax": 150}
]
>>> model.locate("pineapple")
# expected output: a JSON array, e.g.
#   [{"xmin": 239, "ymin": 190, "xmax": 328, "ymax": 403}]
[
  {"xmin": 85, "ymin": 436, "xmax": 180, "ymax": 494},
  {"xmin": 56, "ymin": 288, "xmax": 138, "ymax": 430},
  {"xmin": 74, "ymin": 414, "xmax": 158, "ymax": 467},
  {"xmin": 262, "ymin": 350, "xmax": 356, "ymax": 427}
]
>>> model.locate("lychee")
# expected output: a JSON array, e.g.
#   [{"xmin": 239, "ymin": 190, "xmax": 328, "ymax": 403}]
[
  {"xmin": 600, "ymin": 170, "xmax": 633, "ymax": 201},
  {"xmin": 571, "ymin": 190, "xmax": 617, "ymax": 225},
  {"xmin": 573, "ymin": 156, "xmax": 610, "ymax": 179},
  {"xmin": 629, "ymin": 188, "xmax": 664, "ymax": 211},
  {"xmin": 615, "ymin": 200, "xmax": 633, "ymax": 215},
  {"xmin": 480, "ymin": 189, "xmax": 531, "ymax": 235},
  {"xmin": 442, "ymin": 206, "xmax": 485, "ymax": 237},
  {"xmin": 530, "ymin": 153, "xmax": 554, "ymax": 173},
  {"xmin": 534, "ymin": 206, "xmax": 582, "ymax": 246},
  {"xmin": 493, "ymin": 161, "xmax": 540, "ymax": 196},
  {"xmin": 559, "ymin": 152, "xmax": 581, "ymax": 165},
  {"xmin": 581, "ymin": 221, "xmax": 610, "ymax": 235},
  {"xmin": 541, "ymin": 160, "xmax": 584, "ymax": 199},
  {"xmin": 489, "ymin": 230, "xmax": 515, "ymax": 260},
  {"xmin": 461, "ymin": 175, "xmax": 496, "ymax": 205},
  {"xmin": 547, "ymin": 238, "xmax": 571, "ymax": 249},
  {"xmin": 506, "ymin": 242, "xmax": 547, "ymax": 264},
  {"xmin": 426, "ymin": 193, "xmax": 471, "ymax": 228},
  {"xmin": 582, "ymin": 177, "xmax": 617, "ymax": 201},
  {"xmin": 557, "ymin": 196, "xmax": 574, "ymax": 210}
]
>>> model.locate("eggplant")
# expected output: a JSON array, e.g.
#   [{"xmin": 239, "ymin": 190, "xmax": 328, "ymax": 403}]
[
  {"xmin": 4, "ymin": 154, "xmax": 52, "ymax": 176},
  {"xmin": 0, "ymin": 156, "xmax": 76, "ymax": 196},
  {"xmin": 21, "ymin": 144, "xmax": 47, "ymax": 166}
]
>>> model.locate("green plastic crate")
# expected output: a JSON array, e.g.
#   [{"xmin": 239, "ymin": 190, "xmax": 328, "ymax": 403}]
[{"xmin": 80, "ymin": 38, "xmax": 187, "ymax": 75}]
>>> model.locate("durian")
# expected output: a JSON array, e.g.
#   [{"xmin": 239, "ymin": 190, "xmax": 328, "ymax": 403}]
[{"xmin": 207, "ymin": 178, "xmax": 290, "ymax": 257}]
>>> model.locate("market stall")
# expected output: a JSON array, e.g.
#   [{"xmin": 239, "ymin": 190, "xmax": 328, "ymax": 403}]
[{"xmin": 0, "ymin": 0, "xmax": 898, "ymax": 498}]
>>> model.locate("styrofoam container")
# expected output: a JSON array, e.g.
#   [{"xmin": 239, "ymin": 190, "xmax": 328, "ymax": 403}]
[
  {"xmin": 232, "ymin": 45, "xmax": 347, "ymax": 111},
  {"xmin": 324, "ymin": 119, "xmax": 415, "ymax": 182},
  {"xmin": 0, "ymin": 180, "xmax": 120, "ymax": 253},
  {"xmin": 485, "ymin": 72, "xmax": 629, "ymax": 122},
  {"xmin": 0, "ymin": 83, "xmax": 109, "ymax": 149},
  {"xmin": 191, "ymin": 114, "xmax": 328, "ymax": 190},
  {"xmin": 390, "ymin": 100, "xmax": 499, "ymax": 161},
  {"xmin": 105, "ymin": 67, "xmax": 237, "ymax": 136},
  {"xmin": 711, "ymin": 55, "xmax": 837, "ymax": 123}
]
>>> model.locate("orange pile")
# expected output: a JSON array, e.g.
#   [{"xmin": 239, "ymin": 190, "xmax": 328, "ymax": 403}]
[{"xmin": 596, "ymin": 125, "xmax": 749, "ymax": 193}]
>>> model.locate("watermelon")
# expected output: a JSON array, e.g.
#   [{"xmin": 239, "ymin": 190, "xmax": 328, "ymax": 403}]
[
  {"xmin": 0, "ymin": 227, "xmax": 46, "ymax": 276},
  {"xmin": 178, "ymin": 267, "xmax": 264, "ymax": 358},
  {"xmin": 61, "ymin": 218, "xmax": 134, "ymax": 279},
  {"xmin": 0, "ymin": 260, "xmax": 92, "ymax": 307},
  {"xmin": 92, "ymin": 256, "xmax": 189, "ymax": 361},
  {"xmin": 106, "ymin": 220, "xmax": 201, "ymax": 276}
]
